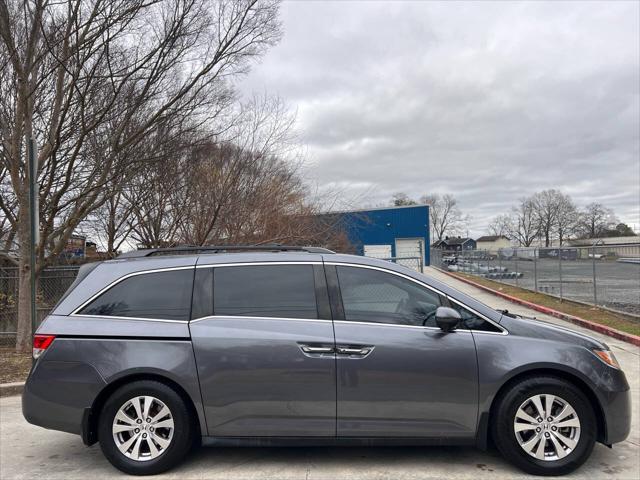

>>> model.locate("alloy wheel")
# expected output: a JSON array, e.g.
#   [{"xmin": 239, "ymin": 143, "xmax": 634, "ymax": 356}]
[
  {"xmin": 513, "ymin": 393, "xmax": 581, "ymax": 461},
  {"xmin": 112, "ymin": 395, "xmax": 175, "ymax": 461}
]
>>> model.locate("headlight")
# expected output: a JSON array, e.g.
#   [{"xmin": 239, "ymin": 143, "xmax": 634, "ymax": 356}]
[{"xmin": 592, "ymin": 349, "xmax": 620, "ymax": 369}]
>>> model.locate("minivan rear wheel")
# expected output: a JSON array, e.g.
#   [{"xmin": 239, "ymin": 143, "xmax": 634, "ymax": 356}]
[
  {"xmin": 98, "ymin": 380, "xmax": 194, "ymax": 475},
  {"xmin": 492, "ymin": 376, "xmax": 596, "ymax": 476}
]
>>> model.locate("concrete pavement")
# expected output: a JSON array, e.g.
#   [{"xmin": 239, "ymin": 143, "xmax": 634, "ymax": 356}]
[{"xmin": 0, "ymin": 267, "xmax": 638, "ymax": 479}]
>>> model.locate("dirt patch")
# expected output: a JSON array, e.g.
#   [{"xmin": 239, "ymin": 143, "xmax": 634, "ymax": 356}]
[{"xmin": 0, "ymin": 348, "xmax": 31, "ymax": 383}]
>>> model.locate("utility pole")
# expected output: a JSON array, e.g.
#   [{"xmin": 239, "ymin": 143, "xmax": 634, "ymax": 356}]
[{"xmin": 28, "ymin": 137, "xmax": 38, "ymax": 360}]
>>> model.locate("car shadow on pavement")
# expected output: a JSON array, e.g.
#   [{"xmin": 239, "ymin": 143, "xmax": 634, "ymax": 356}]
[{"xmin": 1, "ymin": 427, "xmax": 635, "ymax": 479}]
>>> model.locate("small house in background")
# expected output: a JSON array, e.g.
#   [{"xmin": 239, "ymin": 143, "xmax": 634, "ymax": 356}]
[
  {"xmin": 431, "ymin": 236, "xmax": 476, "ymax": 252},
  {"xmin": 475, "ymin": 235, "xmax": 511, "ymax": 253},
  {"xmin": 61, "ymin": 234, "xmax": 86, "ymax": 259}
]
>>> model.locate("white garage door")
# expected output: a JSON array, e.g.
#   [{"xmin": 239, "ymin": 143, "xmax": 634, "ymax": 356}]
[
  {"xmin": 363, "ymin": 244, "xmax": 392, "ymax": 259},
  {"xmin": 395, "ymin": 238, "xmax": 424, "ymax": 271}
]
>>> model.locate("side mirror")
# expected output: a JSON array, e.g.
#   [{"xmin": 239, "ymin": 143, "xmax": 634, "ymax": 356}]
[{"xmin": 435, "ymin": 306, "xmax": 462, "ymax": 332}]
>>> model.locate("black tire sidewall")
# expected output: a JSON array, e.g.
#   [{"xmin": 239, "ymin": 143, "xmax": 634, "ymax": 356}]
[
  {"xmin": 492, "ymin": 376, "xmax": 596, "ymax": 476},
  {"xmin": 98, "ymin": 380, "xmax": 193, "ymax": 476}
]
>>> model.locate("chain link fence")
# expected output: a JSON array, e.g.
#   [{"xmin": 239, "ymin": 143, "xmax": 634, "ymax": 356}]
[
  {"xmin": 383, "ymin": 256, "xmax": 424, "ymax": 272},
  {"xmin": 430, "ymin": 244, "xmax": 640, "ymax": 316},
  {"xmin": 0, "ymin": 266, "xmax": 80, "ymax": 347}
]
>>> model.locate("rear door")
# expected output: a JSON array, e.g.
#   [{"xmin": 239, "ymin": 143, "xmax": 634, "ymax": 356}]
[
  {"xmin": 327, "ymin": 263, "xmax": 479, "ymax": 438},
  {"xmin": 189, "ymin": 262, "xmax": 336, "ymax": 437}
]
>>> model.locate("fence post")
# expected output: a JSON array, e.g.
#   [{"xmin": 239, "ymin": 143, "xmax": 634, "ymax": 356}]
[
  {"xmin": 515, "ymin": 250, "xmax": 519, "ymax": 287},
  {"xmin": 534, "ymin": 248, "xmax": 538, "ymax": 292},
  {"xmin": 592, "ymin": 246, "xmax": 597, "ymax": 306},
  {"xmin": 558, "ymin": 247, "xmax": 563, "ymax": 301}
]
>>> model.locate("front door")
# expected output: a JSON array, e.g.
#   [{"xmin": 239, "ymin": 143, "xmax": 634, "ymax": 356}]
[
  {"xmin": 190, "ymin": 263, "xmax": 336, "ymax": 437},
  {"xmin": 329, "ymin": 264, "xmax": 479, "ymax": 438}
]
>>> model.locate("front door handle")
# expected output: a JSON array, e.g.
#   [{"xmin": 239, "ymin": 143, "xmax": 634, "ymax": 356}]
[
  {"xmin": 300, "ymin": 345, "xmax": 334, "ymax": 354},
  {"xmin": 336, "ymin": 345, "xmax": 374, "ymax": 357},
  {"xmin": 298, "ymin": 343, "xmax": 335, "ymax": 357}
]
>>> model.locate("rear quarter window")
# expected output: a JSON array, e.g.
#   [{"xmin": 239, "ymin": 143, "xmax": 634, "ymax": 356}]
[{"xmin": 78, "ymin": 268, "xmax": 194, "ymax": 321}]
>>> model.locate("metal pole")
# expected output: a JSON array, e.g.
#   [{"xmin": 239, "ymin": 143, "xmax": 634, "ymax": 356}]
[
  {"xmin": 592, "ymin": 246, "xmax": 597, "ymax": 305},
  {"xmin": 534, "ymin": 248, "xmax": 538, "ymax": 292},
  {"xmin": 558, "ymin": 247, "xmax": 563, "ymax": 301},
  {"xmin": 515, "ymin": 250, "xmax": 519, "ymax": 287},
  {"xmin": 28, "ymin": 137, "xmax": 38, "ymax": 358}
]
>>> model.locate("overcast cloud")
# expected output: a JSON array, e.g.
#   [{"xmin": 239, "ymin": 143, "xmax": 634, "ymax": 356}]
[{"xmin": 240, "ymin": 1, "xmax": 640, "ymax": 236}]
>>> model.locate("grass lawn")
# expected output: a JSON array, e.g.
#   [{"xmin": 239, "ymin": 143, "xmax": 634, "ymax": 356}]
[
  {"xmin": 454, "ymin": 273, "xmax": 640, "ymax": 337},
  {"xmin": 0, "ymin": 348, "xmax": 32, "ymax": 384}
]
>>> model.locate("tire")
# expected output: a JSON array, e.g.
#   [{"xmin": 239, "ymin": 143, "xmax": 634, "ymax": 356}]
[
  {"xmin": 491, "ymin": 376, "xmax": 596, "ymax": 476},
  {"xmin": 98, "ymin": 380, "xmax": 194, "ymax": 475}
]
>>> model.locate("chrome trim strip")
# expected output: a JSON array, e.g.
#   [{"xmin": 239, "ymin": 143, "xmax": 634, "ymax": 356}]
[
  {"xmin": 333, "ymin": 319, "xmax": 443, "ymax": 331},
  {"xmin": 195, "ymin": 261, "xmax": 322, "ymax": 269},
  {"xmin": 325, "ymin": 261, "xmax": 508, "ymax": 336},
  {"xmin": 189, "ymin": 315, "xmax": 332, "ymax": 324},
  {"xmin": 70, "ymin": 265, "xmax": 195, "ymax": 316},
  {"xmin": 67, "ymin": 314, "xmax": 189, "ymax": 324}
]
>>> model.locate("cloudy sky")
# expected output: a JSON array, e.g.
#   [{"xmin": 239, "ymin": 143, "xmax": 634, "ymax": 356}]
[{"xmin": 240, "ymin": 0, "xmax": 640, "ymax": 236}]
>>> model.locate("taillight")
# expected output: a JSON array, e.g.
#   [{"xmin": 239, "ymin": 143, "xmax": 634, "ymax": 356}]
[{"xmin": 33, "ymin": 334, "xmax": 55, "ymax": 359}]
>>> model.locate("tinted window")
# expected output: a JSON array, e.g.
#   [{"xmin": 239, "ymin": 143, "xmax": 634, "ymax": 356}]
[
  {"xmin": 214, "ymin": 265, "xmax": 318, "ymax": 319},
  {"xmin": 79, "ymin": 269, "xmax": 193, "ymax": 320},
  {"xmin": 191, "ymin": 267, "xmax": 214, "ymax": 320},
  {"xmin": 337, "ymin": 266, "xmax": 442, "ymax": 326},
  {"xmin": 450, "ymin": 302, "xmax": 503, "ymax": 332}
]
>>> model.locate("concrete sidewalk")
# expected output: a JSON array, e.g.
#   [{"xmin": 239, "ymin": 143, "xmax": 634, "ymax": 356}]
[{"xmin": 0, "ymin": 268, "xmax": 638, "ymax": 479}]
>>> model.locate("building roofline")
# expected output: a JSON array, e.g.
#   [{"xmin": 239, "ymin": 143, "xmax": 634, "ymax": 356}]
[{"xmin": 320, "ymin": 204, "xmax": 429, "ymax": 215}]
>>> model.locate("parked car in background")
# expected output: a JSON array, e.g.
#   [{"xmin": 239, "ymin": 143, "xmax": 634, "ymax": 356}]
[{"xmin": 23, "ymin": 246, "xmax": 631, "ymax": 476}]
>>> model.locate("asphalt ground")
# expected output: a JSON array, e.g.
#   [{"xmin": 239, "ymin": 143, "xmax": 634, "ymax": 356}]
[{"xmin": 0, "ymin": 267, "xmax": 638, "ymax": 479}]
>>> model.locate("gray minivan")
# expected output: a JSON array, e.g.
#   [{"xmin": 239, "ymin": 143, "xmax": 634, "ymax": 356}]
[{"xmin": 22, "ymin": 246, "xmax": 631, "ymax": 476}]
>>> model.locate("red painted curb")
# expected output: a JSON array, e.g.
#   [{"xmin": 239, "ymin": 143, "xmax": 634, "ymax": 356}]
[{"xmin": 442, "ymin": 270, "xmax": 640, "ymax": 347}]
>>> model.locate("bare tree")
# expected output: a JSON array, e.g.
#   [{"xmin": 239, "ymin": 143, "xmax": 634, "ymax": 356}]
[
  {"xmin": 421, "ymin": 193, "xmax": 467, "ymax": 241},
  {"xmin": 391, "ymin": 193, "xmax": 417, "ymax": 207},
  {"xmin": 487, "ymin": 214, "xmax": 511, "ymax": 238},
  {"xmin": 555, "ymin": 194, "xmax": 578, "ymax": 246},
  {"xmin": 576, "ymin": 202, "xmax": 617, "ymax": 239},
  {"xmin": 531, "ymin": 189, "xmax": 562, "ymax": 247},
  {"xmin": 507, "ymin": 197, "xmax": 540, "ymax": 247},
  {"xmin": 84, "ymin": 185, "xmax": 135, "ymax": 257},
  {"xmin": 0, "ymin": 0, "xmax": 282, "ymax": 351}
]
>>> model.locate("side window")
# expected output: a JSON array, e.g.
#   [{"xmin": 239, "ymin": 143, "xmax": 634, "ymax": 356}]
[
  {"xmin": 79, "ymin": 269, "xmax": 193, "ymax": 320},
  {"xmin": 450, "ymin": 302, "xmax": 503, "ymax": 333},
  {"xmin": 214, "ymin": 265, "xmax": 318, "ymax": 319},
  {"xmin": 191, "ymin": 267, "xmax": 213, "ymax": 319},
  {"xmin": 336, "ymin": 266, "xmax": 442, "ymax": 326}
]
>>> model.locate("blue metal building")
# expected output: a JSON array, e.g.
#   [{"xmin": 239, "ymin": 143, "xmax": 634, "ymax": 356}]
[{"xmin": 321, "ymin": 205, "xmax": 430, "ymax": 267}]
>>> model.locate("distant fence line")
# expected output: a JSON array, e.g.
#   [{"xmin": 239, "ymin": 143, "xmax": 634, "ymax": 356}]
[
  {"xmin": 430, "ymin": 244, "xmax": 640, "ymax": 316},
  {"xmin": 0, "ymin": 266, "xmax": 80, "ymax": 347}
]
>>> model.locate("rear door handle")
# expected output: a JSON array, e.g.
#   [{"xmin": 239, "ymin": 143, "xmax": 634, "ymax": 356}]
[{"xmin": 336, "ymin": 345, "xmax": 374, "ymax": 357}]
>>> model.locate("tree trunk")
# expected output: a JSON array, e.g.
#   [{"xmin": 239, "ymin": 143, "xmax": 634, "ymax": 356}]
[{"xmin": 15, "ymin": 225, "xmax": 33, "ymax": 353}]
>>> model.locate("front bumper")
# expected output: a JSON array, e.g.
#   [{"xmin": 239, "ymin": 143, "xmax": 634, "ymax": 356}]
[{"xmin": 601, "ymin": 386, "xmax": 632, "ymax": 445}]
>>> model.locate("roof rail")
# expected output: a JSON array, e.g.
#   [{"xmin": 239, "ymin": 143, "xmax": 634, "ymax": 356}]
[{"xmin": 117, "ymin": 244, "xmax": 336, "ymax": 259}]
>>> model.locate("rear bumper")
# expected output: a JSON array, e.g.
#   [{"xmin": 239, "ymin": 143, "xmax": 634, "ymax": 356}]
[{"xmin": 22, "ymin": 359, "xmax": 106, "ymax": 436}]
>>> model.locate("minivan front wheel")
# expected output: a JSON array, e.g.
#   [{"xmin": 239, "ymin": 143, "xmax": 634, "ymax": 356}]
[
  {"xmin": 98, "ymin": 380, "xmax": 194, "ymax": 475},
  {"xmin": 492, "ymin": 376, "xmax": 596, "ymax": 476}
]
